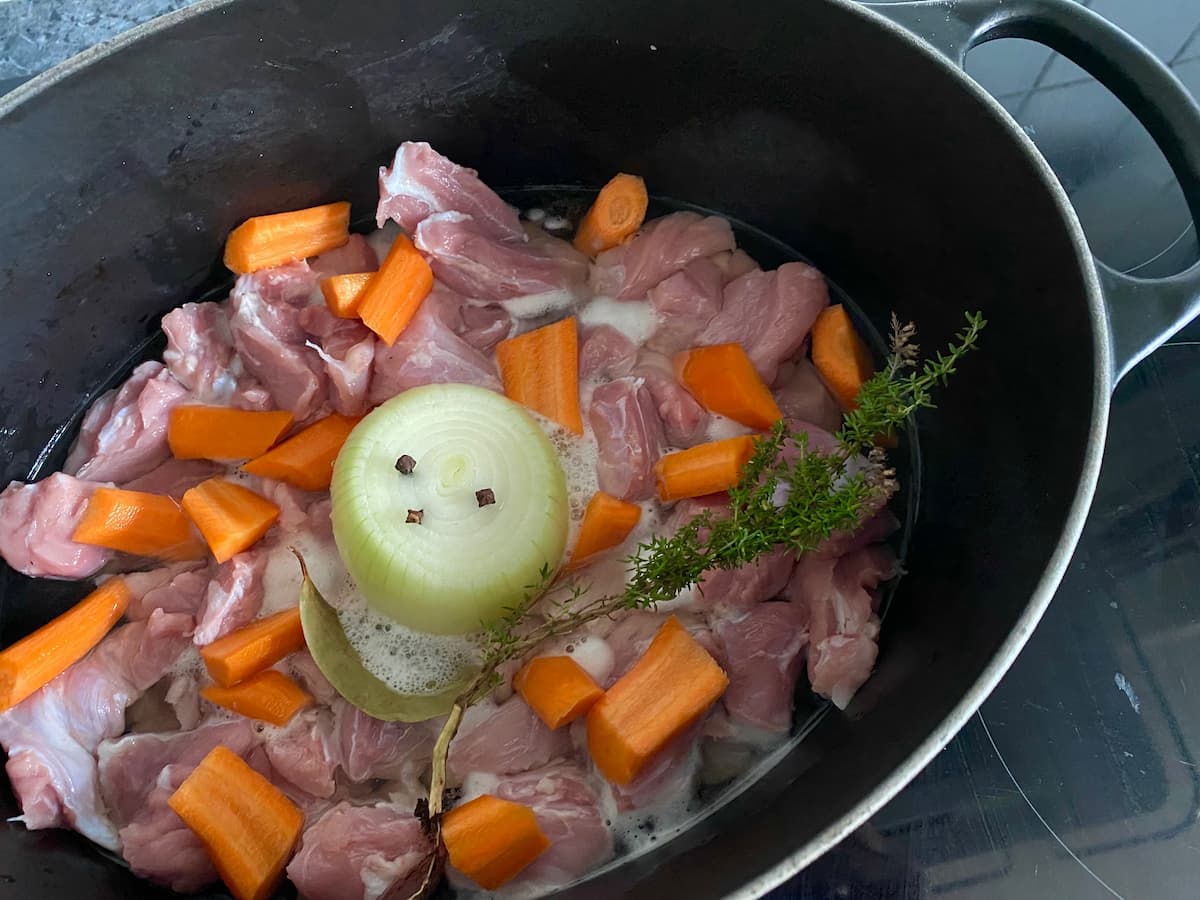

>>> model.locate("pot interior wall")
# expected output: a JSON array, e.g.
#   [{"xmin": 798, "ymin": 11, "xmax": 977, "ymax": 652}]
[{"xmin": 0, "ymin": 0, "xmax": 1097, "ymax": 896}]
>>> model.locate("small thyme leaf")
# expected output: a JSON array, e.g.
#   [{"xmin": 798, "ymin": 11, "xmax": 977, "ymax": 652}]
[{"xmin": 407, "ymin": 310, "xmax": 985, "ymax": 900}]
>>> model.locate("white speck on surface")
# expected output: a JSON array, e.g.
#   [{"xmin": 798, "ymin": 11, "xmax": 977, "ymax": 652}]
[
  {"xmin": 1114, "ymin": 672, "xmax": 1141, "ymax": 713},
  {"xmin": 649, "ymin": 44, "xmax": 657, "ymax": 51},
  {"xmin": 1109, "ymin": 601, "xmax": 1118, "ymax": 609}
]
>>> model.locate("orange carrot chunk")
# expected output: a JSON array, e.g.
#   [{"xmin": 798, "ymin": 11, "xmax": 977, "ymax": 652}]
[
  {"xmin": 587, "ymin": 616, "xmax": 728, "ymax": 784},
  {"xmin": 0, "ymin": 578, "xmax": 131, "ymax": 711},
  {"xmin": 568, "ymin": 491, "xmax": 641, "ymax": 568},
  {"xmin": 168, "ymin": 407, "xmax": 294, "ymax": 462},
  {"xmin": 72, "ymin": 487, "xmax": 207, "ymax": 560},
  {"xmin": 494, "ymin": 317, "xmax": 583, "ymax": 434},
  {"xmin": 200, "ymin": 608, "xmax": 305, "ymax": 688},
  {"xmin": 442, "ymin": 795, "xmax": 550, "ymax": 890},
  {"xmin": 169, "ymin": 745, "xmax": 304, "ymax": 900},
  {"xmin": 200, "ymin": 670, "xmax": 312, "ymax": 726},
  {"xmin": 181, "ymin": 478, "xmax": 280, "ymax": 565},
  {"xmin": 320, "ymin": 272, "xmax": 375, "ymax": 318},
  {"xmin": 357, "ymin": 234, "xmax": 435, "ymax": 344},
  {"xmin": 223, "ymin": 201, "xmax": 351, "ymax": 275},
  {"xmin": 241, "ymin": 413, "xmax": 360, "ymax": 492},
  {"xmin": 653, "ymin": 435, "xmax": 756, "ymax": 502},
  {"xmin": 514, "ymin": 656, "xmax": 605, "ymax": 730},
  {"xmin": 811, "ymin": 304, "xmax": 874, "ymax": 411},
  {"xmin": 674, "ymin": 343, "xmax": 783, "ymax": 431},
  {"xmin": 573, "ymin": 173, "xmax": 649, "ymax": 256}
]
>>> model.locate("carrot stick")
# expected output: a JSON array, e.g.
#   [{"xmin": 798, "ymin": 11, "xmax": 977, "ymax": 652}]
[
  {"xmin": 811, "ymin": 304, "xmax": 874, "ymax": 411},
  {"xmin": 181, "ymin": 478, "xmax": 280, "ymax": 565},
  {"xmin": 442, "ymin": 795, "xmax": 550, "ymax": 890},
  {"xmin": 168, "ymin": 407, "xmax": 294, "ymax": 462},
  {"xmin": 223, "ymin": 201, "xmax": 351, "ymax": 275},
  {"xmin": 494, "ymin": 317, "xmax": 583, "ymax": 434},
  {"xmin": 200, "ymin": 608, "xmax": 305, "ymax": 688},
  {"xmin": 653, "ymin": 435, "xmax": 756, "ymax": 502},
  {"xmin": 200, "ymin": 670, "xmax": 312, "ymax": 726},
  {"xmin": 320, "ymin": 272, "xmax": 375, "ymax": 318},
  {"xmin": 72, "ymin": 488, "xmax": 207, "ymax": 560},
  {"xmin": 0, "ymin": 578, "xmax": 130, "ymax": 711},
  {"xmin": 586, "ymin": 616, "xmax": 728, "ymax": 784},
  {"xmin": 168, "ymin": 745, "xmax": 304, "ymax": 900},
  {"xmin": 357, "ymin": 233, "xmax": 435, "ymax": 344},
  {"xmin": 674, "ymin": 343, "xmax": 783, "ymax": 430},
  {"xmin": 241, "ymin": 413, "xmax": 360, "ymax": 492},
  {"xmin": 568, "ymin": 491, "xmax": 641, "ymax": 569},
  {"xmin": 514, "ymin": 655, "xmax": 605, "ymax": 729},
  {"xmin": 573, "ymin": 174, "xmax": 649, "ymax": 256}
]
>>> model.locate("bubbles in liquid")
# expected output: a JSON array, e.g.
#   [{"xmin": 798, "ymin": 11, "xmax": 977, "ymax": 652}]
[
  {"xmin": 529, "ymin": 413, "xmax": 601, "ymax": 547},
  {"xmin": 334, "ymin": 577, "xmax": 481, "ymax": 696}
]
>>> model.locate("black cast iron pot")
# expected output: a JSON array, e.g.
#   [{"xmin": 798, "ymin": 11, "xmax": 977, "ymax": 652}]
[{"xmin": 1, "ymin": 0, "xmax": 1198, "ymax": 896}]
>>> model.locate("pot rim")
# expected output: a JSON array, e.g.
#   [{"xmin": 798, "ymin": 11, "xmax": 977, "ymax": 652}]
[
  {"xmin": 736, "ymin": 1, "xmax": 1113, "ymax": 895},
  {"xmin": 0, "ymin": 0, "xmax": 1115, "ymax": 895}
]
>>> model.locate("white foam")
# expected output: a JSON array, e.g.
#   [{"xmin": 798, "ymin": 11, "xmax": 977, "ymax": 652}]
[
  {"xmin": 333, "ymin": 581, "xmax": 481, "ymax": 696},
  {"xmin": 502, "ymin": 289, "xmax": 580, "ymax": 320},
  {"xmin": 578, "ymin": 296, "xmax": 658, "ymax": 347},
  {"xmin": 528, "ymin": 413, "xmax": 601, "ymax": 550}
]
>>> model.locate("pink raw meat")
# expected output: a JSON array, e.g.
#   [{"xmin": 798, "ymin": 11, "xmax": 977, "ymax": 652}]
[
  {"xmin": 0, "ymin": 610, "xmax": 193, "ymax": 849},
  {"xmin": 590, "ymin": 212, "xmax": 736, "ymax": 300},
  {"xmin": 455, "ymin": 763, "xmax": 612, "ymax": 892},
  {"xmin": 288, "ymin": 801, "xmax": 432, "ymax": 900},
  {"xmin": 288, "ymin": 650, "xmax": 339, "ymax": 707},
  {"xmin": 697, "ymin": 263, "xmax": 830, "ymax": 384},
  {"xmin": 100, "ymin": 721, "xmax": 259, "ymax": 890},
  {"xmin": 376, "ymin": 141, "xmax": 523, "ymax": 241},
  {"xmin": 122, "ymin": 561, "xmax": 210, "ymax": 621},
  {"xmin": 713, "ymin": 601, "xmax": 809, "ymax": 732},
  {"xmin": 228, "ymin": 261, "xmax": 328, "ymax": 422},
  {"xmin": 603, "ymin": 611, "xmax": 723, "ymax": 683},
  {"xmin": 369, "ymin": 292, "xmax": 501, "ymax": 404},
  {"xmin": 336, "ymin": 701, "xmax": 436, "ymax": 784},
  {"xmin": 298, "ymin": 304, "xmax": 376, "ymax": 416},
  {"xmin": 414, "ymin": 212, "xmax": 588, "ymax": 303},
  {"xmin": 422, "ymin": 284, "xmax": 513, "ymax": 352},
  {"xmin": 773, "ymin": 358, "xmax": 844, "ymax": 435},
  {"xmin": 588, "ymin": 377, "xmax": 664, "ymax": 501},
  {"xmin": 65, "ymin": 361, "xmax": 188, "ymax": 483},
  {"xmin": 97, "ymin": 720, "xmax": 257, "ymax": 826},
  {"xmin": 695, "ymin": 548, "xmax": 795, "ymax": 613},
  {"xmin": 645, "ymin": 256, "xmax": 724, "ymax": 355},
  {"xmin": 787, "ymin": 544, "xmax": 899, "ymax": 708},
  {"xmin": 118, "ymin": 765, "xmax": 218, "ymax": 892},
  {"xmin": 309, "ymin": 233, "xmax": 378, "ymax": 278},
  {"xmin": 265, "ymin": 708, "xmax": 342, "ymax": 799},
  {"xmin": 631, "ymin": 350, "xmax": 710, "ymax": 447},
  {"xmin": 191, "ymin": 549, "xmax": 266, "ymax": 645},
  {"xmin": 711, "ymin": 248, "xmax": 760, "ymax": 283},
  {"xmin": 448, "ymin": 697, "xmax": 573, "ymax": 780},
  {"xmin": 579, "ymin": 325, "xmax": 638, "ymax": 381},
  {"xmin": 0, "ymin": 473, "xmax": 111, "ymax": 578},
  {"xmin": 605, "ymin": 727, "xmax": 700, "ymax": 812},
  {"xmin": 161, "ymin": 301, "xmax": 271, "ymax": 409},
  {"xmin": 121, "ymin": 458, "xmax": 225, "ymax": 499}
]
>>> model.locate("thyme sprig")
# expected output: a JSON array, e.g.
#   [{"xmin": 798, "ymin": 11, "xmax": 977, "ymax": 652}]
[{"xmin": 407, "ymin": 310, "xmax": 985, "ymax": 898}]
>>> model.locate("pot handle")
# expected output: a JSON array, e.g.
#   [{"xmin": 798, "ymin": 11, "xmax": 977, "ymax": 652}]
[{"xmin": 864, "ymin": 0, "xmax": 1200, "ymax": 381}]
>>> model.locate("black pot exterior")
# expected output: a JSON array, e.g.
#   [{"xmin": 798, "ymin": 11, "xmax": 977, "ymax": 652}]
[{"xmin": 0, "ymin": 0, "xmax": 1113, "ymax": 896}]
